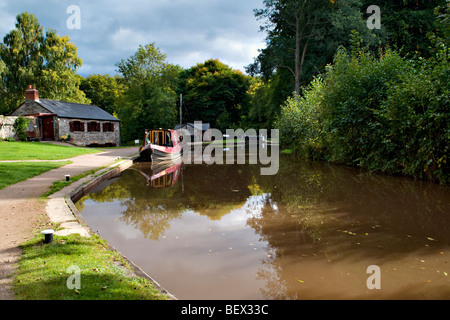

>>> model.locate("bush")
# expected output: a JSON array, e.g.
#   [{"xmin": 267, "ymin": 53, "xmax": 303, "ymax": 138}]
[
  {"xmin": 381, "ymin": 51, "xmax": 449, "ymax": 182},
  {"xmin": 321, "ymin": 47, "xmax": 412, "ymax": 166},
  {"xmin": 13, "ymin": 116, "xmax": 30, "ymax": 141},
  {"xmin": 276, "ymin": 40, "xmax": 449, "ymax": 184},
  {"xmin": 276, "ymin": 77, "xmax": 325, "ymax": 159}
]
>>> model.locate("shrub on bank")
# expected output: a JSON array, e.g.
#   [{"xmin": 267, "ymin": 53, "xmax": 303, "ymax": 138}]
[{"xmin": 276, "ymin": 42, "xmax": 449, "ymax": 184}]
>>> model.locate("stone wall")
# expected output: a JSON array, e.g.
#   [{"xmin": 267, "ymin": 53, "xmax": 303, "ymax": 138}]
[
  {"xmin": 58, "ymin": 118, "xmax": 121, "ymax": 147},
  {"xmin": 10, "ymin": 101, "xmax": 49, "ymax": 116},
  {"xmin": 0, "ymin": 116, "xmax": 18, "ymax": 140}
]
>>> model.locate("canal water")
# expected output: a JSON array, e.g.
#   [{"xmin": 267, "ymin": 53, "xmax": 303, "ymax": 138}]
[{"xmin": 76, "ymin": 154, "xmax": 450, "ymax": 299}]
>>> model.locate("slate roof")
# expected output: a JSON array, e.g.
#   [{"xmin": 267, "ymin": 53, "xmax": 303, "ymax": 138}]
[
  {"xmin": 175, "ymin": 122, "xmax": 210, "ymax": 131},
  {"xmin": 38, "ymin": 99, "xmax": 119, "ymax": 122}
]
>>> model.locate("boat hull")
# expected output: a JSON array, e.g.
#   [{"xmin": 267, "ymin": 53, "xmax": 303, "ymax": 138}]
[{"xmin": 151, "ymin": 146, "xmax": 181, "ymax": 162}]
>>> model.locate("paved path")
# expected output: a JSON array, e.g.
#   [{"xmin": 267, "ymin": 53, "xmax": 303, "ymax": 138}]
[{"xmin": 0, "ymin": 147, "xmax": 139, "ymax": 300}]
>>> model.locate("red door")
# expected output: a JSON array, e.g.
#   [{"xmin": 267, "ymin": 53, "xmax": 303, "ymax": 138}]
[{"xmin": 42, "ymin": 116, "xmax": 55, "ymax": 140}]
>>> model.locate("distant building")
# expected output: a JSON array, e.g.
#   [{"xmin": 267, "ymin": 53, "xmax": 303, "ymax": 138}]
[
  {"xmin": 174, "ymin": 122, "xmax": 211, "ymax": 141},
  {"xmin": 10, "ymin": 86, "xmax": 120, "ymax": 147}
]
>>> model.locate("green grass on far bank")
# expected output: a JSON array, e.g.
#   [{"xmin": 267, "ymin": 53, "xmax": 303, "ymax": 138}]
[
  {"xmin": 0, "ymin": 141, "xmax": 102, "ymax": 161},
  {"xmin": 0, "ymin": 161, "xmax": 71, "ymax": 190},
  {"xmin": 14, "ymin": 233, "xmax": 168, "ymax": 300}
]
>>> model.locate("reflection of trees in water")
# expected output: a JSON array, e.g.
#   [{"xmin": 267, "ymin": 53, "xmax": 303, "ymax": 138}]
[
  {"xmin": 244, "ymin": 193, "xmax": 315, "ymax": 300},
  {"xmin": 84, "ymin": 169, "xmax": 185, "ymax": 240},
  {"xmin": 249, "ymin": 155, "xmax": 450, "ymax": 299},
  {"xmin": 119, "ymin": 198, "xmax": 183, "ymax": 240},
  {"xmin": 79, "ymin": 154, "xmax": 450, "ymax": 299},
  {"xmin": 253, "ymin": 155, "xmax": 450, "ymax": 251},
  {"xmin": 80, "ymin": 163, "xmax": 256, "ymax": 239}
]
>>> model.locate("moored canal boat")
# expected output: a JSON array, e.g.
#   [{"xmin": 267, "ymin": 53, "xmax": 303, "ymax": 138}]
[{"xmin": 139, "ymin": 129, "xmax": 182, "ymax": 162}]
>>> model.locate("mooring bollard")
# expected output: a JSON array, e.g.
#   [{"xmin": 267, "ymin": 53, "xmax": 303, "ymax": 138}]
[
  {"xmin": 65, "ymin": 174, "xmax": 70, "ymax": 181},
  {"xmin": 41, "ymin": 229, "xmax": 55, "ymax": 244}
]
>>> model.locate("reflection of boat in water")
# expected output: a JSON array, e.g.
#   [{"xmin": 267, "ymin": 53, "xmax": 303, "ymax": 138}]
[
  {"xmin": 135, "ymin": 161, "xmax": 182, "ymax": 188},
  {"xmin": 139, "ymin": 129, "xmax": 182, "ymax": 162}
]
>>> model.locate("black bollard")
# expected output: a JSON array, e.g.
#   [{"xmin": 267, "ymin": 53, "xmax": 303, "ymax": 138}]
[{"xmin": 41, "ymin": 229, "xmax": 54, "ymax": 244}]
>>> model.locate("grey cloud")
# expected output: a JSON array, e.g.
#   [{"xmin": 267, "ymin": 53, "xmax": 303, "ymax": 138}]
[{"xmin": 0, "ymin": 1, "xmax": 265, "ymax": 76}]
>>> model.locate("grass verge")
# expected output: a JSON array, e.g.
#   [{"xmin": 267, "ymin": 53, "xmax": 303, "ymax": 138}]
[
  {"xmin": 41, "ymin": 167, "xmax": 106, "ymax": 199},
  {"xmin": 0, "ymin": 141, "xmax": 102, "ymax": 161},
  {"xmin": 0, "ymin": 161, "xmax": 71, "ymax": 190},
  {"xmin": 14, "ymin": 233, "xmax": 168, "ymax": 300}
]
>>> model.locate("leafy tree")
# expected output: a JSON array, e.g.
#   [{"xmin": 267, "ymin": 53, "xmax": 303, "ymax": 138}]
[
  {"xmin": 244, "ymin": 77, "xmax": 281, "ymax": 130},
  {"xmin": 246, "ymin": 0, "xmax": 381, "ymax": 128},
  {"xmin": 115, "ymin": 43, "xmax": 180, "ymax": 143},
  {"xmin": 249, "ymin": 0, "xmax": 378, "ymax": 96},
  {"xmin": 180, "ymin": 59, "xmax": 250, "ymax": 130},
  {"xmin": 0, "ymin": 12, "xmax": 43, "ymax": 114},
  {"xmin": 427, "ymin": 2, "xmax": 450, "ymax": 54},
  {"xmin": 39, "ymin": 29, "xmax": 89, "ymax": 104},
  {"xmin": 0, "ymin": 60, "xmax": 6, "ymax": 95},
  {"xmin": 360, "ymin": 0, "xmax": 447, "ymax": 58},
  {"xmin": 0, "ymin": 12, "xmax": 89, "ymax": 115},
  {"xmin": 80, "ymin": 74, "xmax": 125, "ymax": 115}
]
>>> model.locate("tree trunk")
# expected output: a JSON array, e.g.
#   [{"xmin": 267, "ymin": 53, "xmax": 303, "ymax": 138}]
[{"xmin": 294, "ymin": 15, "xmax": 301, "ymax": 95}]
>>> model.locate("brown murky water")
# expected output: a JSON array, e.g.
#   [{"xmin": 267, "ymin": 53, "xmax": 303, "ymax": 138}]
[{"xmin": 76, "ymin": 154, "xmax": 450, "ymax": 300}]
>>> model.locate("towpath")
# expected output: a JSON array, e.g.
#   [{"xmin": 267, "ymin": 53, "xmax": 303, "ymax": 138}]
[{"xmin": 0, "ymin": 146, "xmax": 139, "ymax": 299}]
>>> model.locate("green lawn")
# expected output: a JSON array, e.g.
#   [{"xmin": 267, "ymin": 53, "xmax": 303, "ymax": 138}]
[
  {"xmin": 15, "ymin": 233, "xmax": 168, "ymax": 300},
  {"xmin": 0, "ymin": 161, "xmax": 71, "ymax": 190},
  {"xmin": 0, "ymin": 141, "xmax": 101, "ymax": 161}
]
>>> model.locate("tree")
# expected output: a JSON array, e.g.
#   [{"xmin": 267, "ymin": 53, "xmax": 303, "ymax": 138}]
[
  {"xmin": 360, "ymin": 0, "xmax": 447, "ymax": 58},
  {"xmin": 427, "ymin": 2, "xmax": 450, "ymax": 54},
  {"xmin": 246, "ymin": 0, "xmax": 382, "ymax": 127},
  {"xmin": 39, "ymin": 29, "xmax": 89, "ymax": 104},
  {"xmin": 80, "ymin": 74, "xmax": 125, "ymax": 115},
  {"xmin": 258, "ymin": 0, "xmax": 324, "ymax": 95},
  {"xmin": 0, "ymin": 60, "xmax": 6, "ymax": 96},
  {"xmin": 0, "ymin": 12, "xmax": 88, "ymax": 115},
  {"xmin": 115, "ymin": 43, "xmax": 180, "ymax": 143},
  {"xmin": 249, "ymin": 0, "xmax": 377, "ymax": 96},
  {"xmin": 244, "ymin": 76, "xmax": 281, "ymax": 130},
  {"xmin": 180, "ymin": 59, "xmax": 250, "ymax": 130},
  {"xmin": 0, "ymin": 12, "xmax": 43, "ymax": 114}
]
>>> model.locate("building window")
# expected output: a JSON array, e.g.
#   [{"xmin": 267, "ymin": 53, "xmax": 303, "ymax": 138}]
[
  {"xmin": 70, "ymin": 121, "xmax": 85, "ymax": 132},
  {"xmin": 103, "ymin": 122, "xmax": 114, "ymax": 132},
  {"xmin": 87, "ymin": 121, "xmax": 100, "ymax": 132}
]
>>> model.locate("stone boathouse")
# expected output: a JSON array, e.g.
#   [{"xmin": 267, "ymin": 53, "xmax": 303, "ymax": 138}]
[{"xmin": 10, "ymin": 86, "xmax": 121, "ymax": 147}]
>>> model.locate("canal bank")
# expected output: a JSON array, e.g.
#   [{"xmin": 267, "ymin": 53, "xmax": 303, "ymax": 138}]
[
  {"xmin": 0, "ymin": 146, "xmax": 175, "ymax": 300},
  {"xmin": 59, "ymin": 155, "xmax": 177, "ymax": 300}
]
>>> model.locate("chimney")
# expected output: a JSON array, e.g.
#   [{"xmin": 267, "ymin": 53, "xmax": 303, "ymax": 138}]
[{"xmin": 25, "ymin": 85, "xmax": 39, "ymax": 101}]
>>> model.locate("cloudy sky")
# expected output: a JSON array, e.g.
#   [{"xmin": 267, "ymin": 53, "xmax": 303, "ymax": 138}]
[{"xmin": 0, "ymin": 0, "xmax": 267, "ymax": 76}]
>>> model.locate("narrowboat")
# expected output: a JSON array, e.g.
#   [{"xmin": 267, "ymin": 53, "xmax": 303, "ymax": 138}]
[{"xmin": 139, "ymin": 129, "xmax": 182, "ymax": 162}]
